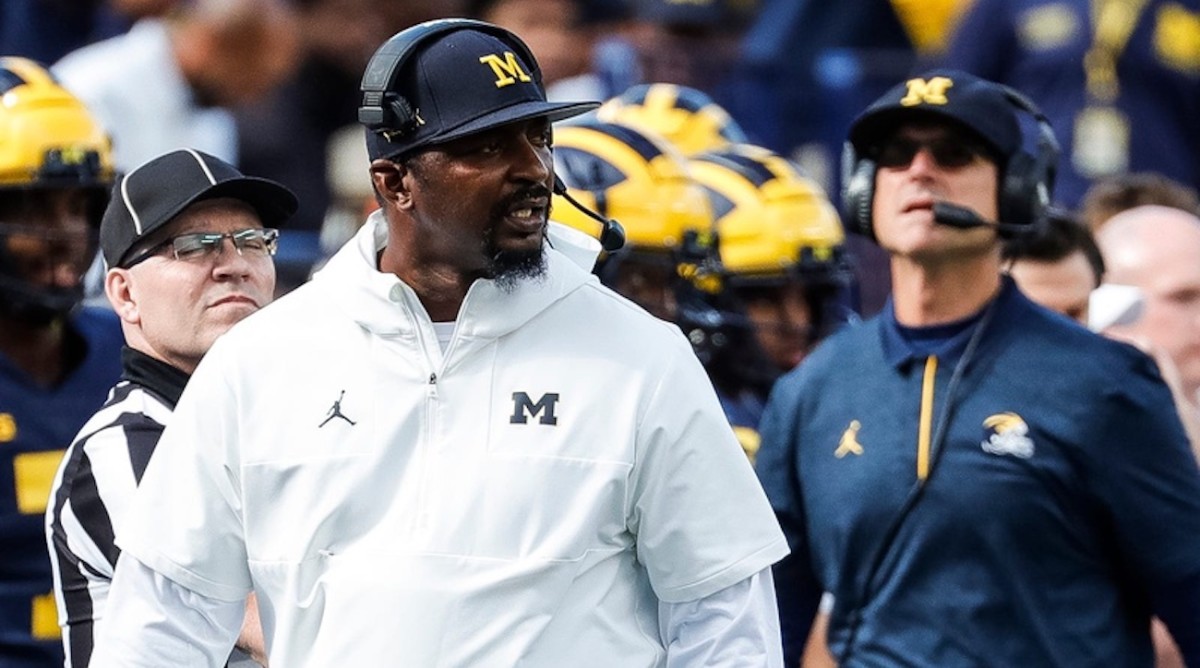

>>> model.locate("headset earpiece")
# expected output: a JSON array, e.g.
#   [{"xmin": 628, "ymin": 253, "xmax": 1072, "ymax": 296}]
[
  {"xmin": 360, "ymin": 90, "xmax": 421, "ymax": 142},
  {"xmin": 840, "ymin": 142, "xmax": 878, "ymax": 239},
  {"xmin": 996, "ymin": 87, "xmax": 1059, "ymax": 235},
  {"xmin": 383, "ymin": 93, "xmax": 419, "ymax": 140}
]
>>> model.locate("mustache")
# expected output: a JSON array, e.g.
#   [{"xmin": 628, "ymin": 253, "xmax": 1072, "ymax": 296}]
[{"xmin": 489, "ymin": 183, "xmax": 552, "ymax": 219}]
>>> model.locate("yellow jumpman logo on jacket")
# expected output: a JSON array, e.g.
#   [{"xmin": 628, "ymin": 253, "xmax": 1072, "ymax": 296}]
[{"xmin": 836, "ymin": 420, "xmax": 864, "ymax": 458}]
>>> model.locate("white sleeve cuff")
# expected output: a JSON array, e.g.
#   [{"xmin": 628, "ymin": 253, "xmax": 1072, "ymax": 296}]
[{"xmin": 658, "ymin": 567, "xmax": 784, "ymax": 667}]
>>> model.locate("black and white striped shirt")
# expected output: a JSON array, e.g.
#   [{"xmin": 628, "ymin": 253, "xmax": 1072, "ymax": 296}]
[{"xmin": 45, "ymin": 347, "xmax": 187, "ymax": 667}]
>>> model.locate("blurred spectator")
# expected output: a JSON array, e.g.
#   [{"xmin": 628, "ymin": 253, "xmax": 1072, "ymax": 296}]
[
  {"xmin": 319, "ymin": 124, "xmax": 375, "ymax": 256},
  {"xmin": 888, "ymin": 0, "xmax": 970, "ymax": 55},
  {"xmin": 730, "ymin": 0, "xmax": 968, "ymax": 175},
  {"xmin": 1002, "ymin": 209, "xmax": 1105, "ymax": 324},
  {"xmin": 109, "ymin": 0, "xmax": 174, "ymax": 18},
  {"xmin": 943, "ymin": 0, "xmax": 1200, "ymax": 208},
  {"xmin": 0, "ymin": 0, "xmax": 148, "ymax": 66},
  {"xmin": 1097, "ymin": 205, "xmax": 1200, "ymax": 434},
  {"xmin": 1094, "ymin": 204, "xmax": 1200, "ymax": 667},
  {"xmin": 53, "ymin": 0, "xmax": 301, "ymax": 172},
  {"xmin": 616, "ymin": 0, "xmax": 758, "ymax": 95},
  {"xmin": 1080, "ymin": 170, "xmax": 1200, "ymax": 231},
  {"xmin": 467, "ymin": 0, "xmax": 604, "ymax": 101},
  {"xmin": 236, "ymin": 0, "xmax": 464, "ymax": 292}
]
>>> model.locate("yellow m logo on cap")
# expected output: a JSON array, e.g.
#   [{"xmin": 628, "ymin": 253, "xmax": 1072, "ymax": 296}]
[
  {"xmin": 899, "ymin": 77, "xmax": 954, "ymax": 107},
  {"xmin": 479, "ymin": 52, "xmax": 532, "ymax": 88}
]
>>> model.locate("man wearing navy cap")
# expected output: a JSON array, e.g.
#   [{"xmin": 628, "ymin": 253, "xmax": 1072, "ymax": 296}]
[
  {"xmin": 92, "ymin": 20, "xmax": 788, "ymax": 667},
  {"xmin": 756, "ymin": 70, "xmax": 1200, "ymax": 666},
  {"xmin": 46, "ymin": 148, "xmax": 297, "ymax": 667}
]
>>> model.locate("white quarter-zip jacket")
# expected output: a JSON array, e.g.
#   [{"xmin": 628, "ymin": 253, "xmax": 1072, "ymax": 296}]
[{"xmin": 109, "ymin": 214, "xmax": 789, "ymax": 666}]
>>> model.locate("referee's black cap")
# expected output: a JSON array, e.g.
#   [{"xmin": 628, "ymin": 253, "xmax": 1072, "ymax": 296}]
[{"xmin": 100, "ymin": 149, "xmax": 298, "ymax": 268}]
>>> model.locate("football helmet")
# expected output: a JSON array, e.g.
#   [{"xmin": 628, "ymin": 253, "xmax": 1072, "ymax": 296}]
[
  {"xmin": 689, "ymin": 145, "xmax": 856, "ymax": 387},
  {"xmin": 552, "ymin": 119, "xmax": 712, "ymax": 252},
  {"xmin": 690, "ymin": 144, "xmax": 846, "ymax": 285},
  {"xmin": 551, "ymin": 119, "xmax": 716, "ymax": 321},
  {"xmin": 596, "ymin": 83, "xmax": 747, "ymax": 156},
  {"xmin": 0, "ymin": 57, "xmax": 115, "ymax": 323}
]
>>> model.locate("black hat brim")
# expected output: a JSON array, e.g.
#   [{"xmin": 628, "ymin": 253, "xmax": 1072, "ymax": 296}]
[
  {"xmin": 186, "ymin": 177, "xmax": 299, "ymax": 229},
  {"xmin": 371, "ymin": 100, "xmax": 600, "ymax": 160}
]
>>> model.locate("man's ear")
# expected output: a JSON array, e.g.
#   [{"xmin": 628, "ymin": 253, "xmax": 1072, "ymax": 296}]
[
  {"xmin": 104, "ymin": 268, "xmax": 140, "ymax": 325},
  {"xmin": 369, "ymin": 159, "xmax": 412, "ymax": 210}
]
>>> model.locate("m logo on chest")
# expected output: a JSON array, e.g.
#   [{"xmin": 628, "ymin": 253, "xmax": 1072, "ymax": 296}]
[{"xmin": 510, "ymin": 392, "xmax": 559, "ymax": 425}]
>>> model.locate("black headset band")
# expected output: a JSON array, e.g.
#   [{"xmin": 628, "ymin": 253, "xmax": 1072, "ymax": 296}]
[
  {"xmin": 359, "ymin": 19, "xmax": 542, "ymax": 119},
  {"xmin": 999, "ymin": 86, "xmax": 1061, "ymax": 157}
]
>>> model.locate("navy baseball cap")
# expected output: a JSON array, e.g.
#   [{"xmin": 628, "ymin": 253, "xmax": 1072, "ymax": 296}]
[
  {"xmin": 363, "ymin": 25, "xmax": 599, "ymax": 160},
  {"xmin": 848, "ymin": 70, "xmax": 1022, "ymax": 162},
  {"xmin": 101, "ymin": 149, "xmax": 298, "ymax": 268}
]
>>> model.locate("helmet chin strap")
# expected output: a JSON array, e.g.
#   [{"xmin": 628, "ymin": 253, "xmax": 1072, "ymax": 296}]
[{"xmin": 0, "ymin": 273, "xmax": 82, "ymax": 325}]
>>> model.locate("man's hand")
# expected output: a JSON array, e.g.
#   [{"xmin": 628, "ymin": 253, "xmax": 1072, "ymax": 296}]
[{"xmin": 235, "ymin": 593, "xmax": 268, "ymax": 666}]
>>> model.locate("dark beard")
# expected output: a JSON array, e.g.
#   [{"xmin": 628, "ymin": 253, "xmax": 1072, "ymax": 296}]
[
  {"xmin": 484, "ymin": 229, "xmax": 548, "ymax": 293},
  {"xmin": 483, "ymin": 184, "xmax": 551, "ymax": 293}
]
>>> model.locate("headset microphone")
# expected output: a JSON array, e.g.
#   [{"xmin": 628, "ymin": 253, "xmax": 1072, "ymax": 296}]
[
  {"xmin": 932, "ymin": 202, "xmax": 1031, "ymax": 235},
  {"xmin": 553, "ymin": 175, "xmax": 627, "ymax": 252},
  {"xmin": 932, "ymin": 201, "xmax": 989, "ymax": 229}
]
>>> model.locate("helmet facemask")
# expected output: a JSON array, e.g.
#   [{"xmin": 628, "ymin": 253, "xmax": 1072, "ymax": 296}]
[{"xmin": 0, "ymin": 58, "xmax": 114, "ymax": 324}]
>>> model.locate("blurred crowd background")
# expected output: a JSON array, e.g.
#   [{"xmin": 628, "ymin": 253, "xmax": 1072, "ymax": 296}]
[
  {"xmin": 4, "ymin": 2, "xmax": 1200, "ymax": 665},
  {"xmin": 7, "ymin": 0, "xmax": 1196, "ymax": 314}
]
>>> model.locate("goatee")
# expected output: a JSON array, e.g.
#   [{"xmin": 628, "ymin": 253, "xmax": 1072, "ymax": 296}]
[
  {"xmin": 486, "ymin": 237, "xmax": 548, "ymax": 293},
  {"xmin": 484, "ymin": 185, "xmax": 551, "ymax": 292}
]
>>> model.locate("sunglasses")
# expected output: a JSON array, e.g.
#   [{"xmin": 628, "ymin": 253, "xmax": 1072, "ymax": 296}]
[
  {"xmin": 123, "ymin": 228, "xmax": 279, "ymax": 268},
  {"xmin": 873, "ymin": 135, "xmax": 991, "ymax": 170}
]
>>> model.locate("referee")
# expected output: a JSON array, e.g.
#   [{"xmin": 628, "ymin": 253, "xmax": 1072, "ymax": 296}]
[{"xmin": 44, "ymin": 149, "xmax": 296, "ymax": 667}]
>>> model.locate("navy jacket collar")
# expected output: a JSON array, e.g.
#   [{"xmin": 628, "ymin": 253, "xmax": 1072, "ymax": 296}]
[{"xmin": 880, "ymin": 276, "xmax": 1021, "ymax": 369}]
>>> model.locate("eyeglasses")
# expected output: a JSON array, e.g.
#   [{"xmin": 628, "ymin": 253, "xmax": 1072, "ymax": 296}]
[
  {"xmin": 873, "ymin": 135, "xmax": 991, "ymax": 170},
  {"xmin": 123, "ymin": 228, "xmax": 279, "ymax": 268}
]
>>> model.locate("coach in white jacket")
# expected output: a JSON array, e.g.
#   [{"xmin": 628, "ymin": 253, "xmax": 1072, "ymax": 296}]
[{"xmin": 94, "ymin": 19, "xmax": 788, "ymax": 667}]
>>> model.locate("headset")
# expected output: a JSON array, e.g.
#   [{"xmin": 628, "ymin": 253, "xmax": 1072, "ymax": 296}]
[
  {"xmin": 552, "ymin": 176, "xmax": 626, "ymax": 252},
  {"xmin": 358, "ymin": 18, "xmax": 544, "ymax": 142},
  {"xmin": 841, "ymin": 86, "xmax": 1060, "ymax": 240}
]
